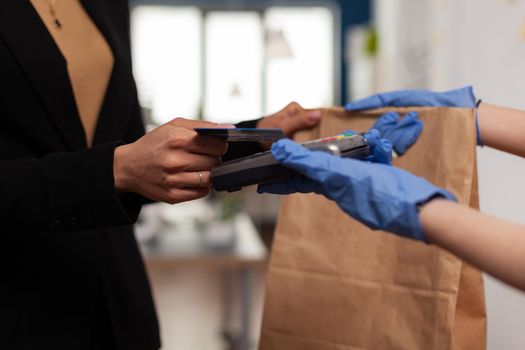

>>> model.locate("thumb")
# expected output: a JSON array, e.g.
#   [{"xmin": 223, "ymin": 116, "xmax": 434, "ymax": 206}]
[
  {"xmin": 372, "ymin": 138, "xmax": 393, "ymax": 165},
  {"xmin": 363, "ymin": 128, "xmax": 381, "ymax": 149},
  {"xmin": 282, "ymin": 109, "xmax": 322, "ymax": 136},
  {"xmin": 304, "ymin": 109, "xmax": 322, "ymax": 126},
  {"xmin": 271, "ymin": 139, "xmax": 338, "ymax": 183},
  {"xmin": 271, "ymin": 139, "xmax": 309, "ymax": 164}
]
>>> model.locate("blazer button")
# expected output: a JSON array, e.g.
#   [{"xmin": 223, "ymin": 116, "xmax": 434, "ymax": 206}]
[
  {"xmin": 64, "ymin": 217, "xmax": 78, "ymax": 231},
  {"xmin": 49, "ymin": 220, "xmax": 64, "ymax": 233},
  {"xmin": 80, "ymin": 214, "xmax": 95, "ymax": 229}
]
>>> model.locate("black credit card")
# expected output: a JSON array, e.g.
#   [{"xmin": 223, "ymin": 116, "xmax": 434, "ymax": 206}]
[{"xmin": 194, "ymin": 128, "xmax": 286, "ymax": 142}]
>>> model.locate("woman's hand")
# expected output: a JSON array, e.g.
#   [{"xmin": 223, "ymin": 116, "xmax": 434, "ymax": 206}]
[
  {"xmin": 113, "ymin": 118, "xmax": 229, "ymax": 204},
  {"xmin": 257, "ymin": 102, "xmax": 322, "ymax": 139}
]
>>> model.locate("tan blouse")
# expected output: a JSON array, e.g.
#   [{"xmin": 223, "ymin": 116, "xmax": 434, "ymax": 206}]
[{"xmin": 30, "ymin": 0, "xmax": 114, "ymax": 147}]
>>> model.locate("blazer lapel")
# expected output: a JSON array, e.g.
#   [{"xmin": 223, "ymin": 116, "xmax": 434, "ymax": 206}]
[{"xmin": 0, "ymin": 0, "xmax": 86, "ymax": 150}]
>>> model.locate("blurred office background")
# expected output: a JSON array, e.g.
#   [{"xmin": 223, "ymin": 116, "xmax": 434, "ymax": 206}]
[{"xmin": 129, "ymin": 0, "xmax": 525, "ymax": 349}]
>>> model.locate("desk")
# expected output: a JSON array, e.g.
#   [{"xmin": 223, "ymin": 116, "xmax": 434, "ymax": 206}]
[{"xmin": 141, "ymin": 213, "xmax": 268, "ymax": 350}]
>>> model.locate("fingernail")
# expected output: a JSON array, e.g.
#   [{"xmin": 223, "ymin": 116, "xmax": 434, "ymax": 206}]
[
  {"xmin": 307, "ymin": 110, "xmax": 322, "ymax": 122},
  {"xmin": 217, "ymin": 124, "xmax": 236, "ymax": 129}
]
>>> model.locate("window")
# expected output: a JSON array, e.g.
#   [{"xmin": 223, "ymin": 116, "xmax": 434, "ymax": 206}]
[
  {"xmin": 131, "ymin": 4, "xmax": 336, "ymax": 126},
  {"xmin": 204, "ymin": 12, "xmax": 263, "ymax": 123},
  {"xmin": 131, "ymin": 6, "xmax": 202, "ymax": 125},
  {"xmin": 264, "ymin": 7, "xmax": 335, "ymax": 112}
]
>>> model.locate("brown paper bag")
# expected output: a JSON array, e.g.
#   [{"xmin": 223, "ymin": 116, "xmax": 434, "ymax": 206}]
[{"xmin": 259, "ymin": 107, "xmax": 487, "ymax": 350}]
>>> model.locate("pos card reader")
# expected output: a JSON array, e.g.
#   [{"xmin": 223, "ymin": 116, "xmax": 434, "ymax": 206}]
[{"xmin": 211, "ymin": 134, "xmax": 370, "ymax": 192}]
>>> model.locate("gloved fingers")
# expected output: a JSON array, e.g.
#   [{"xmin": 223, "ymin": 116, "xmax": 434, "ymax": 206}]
[
  {"xmin": 362, "ymin": 128, "xmax": 381, "ymax": 149},
  {"xmin": 271, "ymin": 139, "xmax": 310, "ymax": 164},
  {"xmin": 345, "ymin": 94, "xmax": 386, "ymax": 111},
  {"xmin": 370, "ymin": 138, "xmax": 393, "ymax": 165},
  {"xmin": 369, "ymin": 111, "xmax": 423, "ymax": 156},
  {"xmin": 387, "ymin": 87, "xmax": 476, "ymax": 107},
  {"xmin": 391, "ymin": 112, "xmax": 423, "ymax": 155},
  {"xmin": 346, "ymin": 86, "xmax": 476, "ymax": 112},
  {"xmin": 271, "ymin": 139, "xmax": 348, "ymax": 184},
  {"xmin": 396, "ymin": 111, "xmax": 419, "ymax": 126},
  {"xmin": 372, "ymin": 112, "xmax": 400, "ymax": 135},
  {"xmin": 435, "ymin": 86, "xmax": 476, "ymax": 108},
  {"xmin": 347, "ymin": 89, "xmax": 433, "ymax": 110},
  {"xmin": 271, "ymin": 139, "xmax": 327, "ymax": 179},
  {"xmin": 342, "ymin": 129, "xmax": 385, "ymax": 163}
]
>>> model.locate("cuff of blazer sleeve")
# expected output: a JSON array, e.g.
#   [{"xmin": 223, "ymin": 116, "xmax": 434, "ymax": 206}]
[
  {"xmin": 118, "ymin": 192, "xmax": 154, "ymax": 218},
  {"xmin": 44, "ymin": 143, "xmax": 141, "ymax": 233}
]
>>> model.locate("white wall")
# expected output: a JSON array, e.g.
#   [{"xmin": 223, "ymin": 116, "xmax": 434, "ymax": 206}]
[
  {"xmin": 439, "ymin": 2, "xmax": 525, "ymax": 349},
  {"xmin": 375, "ymin": 0, "xmax": 525, "ymax": 348}
]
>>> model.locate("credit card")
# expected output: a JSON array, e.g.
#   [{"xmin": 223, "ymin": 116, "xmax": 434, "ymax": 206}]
[{"xmin": 194, "ymin": 128, "xmax": 286, "ymax": 142}]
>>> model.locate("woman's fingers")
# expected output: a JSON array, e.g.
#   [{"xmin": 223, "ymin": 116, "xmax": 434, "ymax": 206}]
[
  {"xmin": 164, "ymin": 152, "xmax": 220, "ymax": 172},
  {"xmin": 165, "ymin": 126, "xmax": 228, "ymax": 156},
  {"xmin": 163, "ymin": 171, "xmax": 212, "ymax": 189},
  {"xmin": 164, "ymin": 187, "xmax": 211, "ymax": 204},
  {"xmin": 120, "ymin": 118, "xmax": 232, "ymax": 204},
  {"xmin": 259, "ymin": 102, "xmax": 322, "ymax": 138},
  {"xmin": 188, "ymin": 134, "xmax": 229, "ymax": 156}
]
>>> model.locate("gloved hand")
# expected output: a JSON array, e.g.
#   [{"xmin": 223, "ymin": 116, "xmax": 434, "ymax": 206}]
[
  {"xmin": 355, "ymin": 128, "xmax": 393, "ymax": 165},
  {"xmin": 371, "ymin": 111, "xmax": 422, "ymax": 155},
  {"xmin": 258, "ymin": 139, "xmax": 456, "ymax": 242},
  {"xmin": 347, "ymin": 111, "xmax": 422, "ymax": 158},
  {"xmin": 345, "ymin": 86, "xmax": 481, "ymax": 145}
]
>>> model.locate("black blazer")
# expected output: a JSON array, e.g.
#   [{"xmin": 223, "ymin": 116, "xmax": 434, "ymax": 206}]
[{"xmin": 0, "ymin": 1, "xmax": 261, "ymax": 349}]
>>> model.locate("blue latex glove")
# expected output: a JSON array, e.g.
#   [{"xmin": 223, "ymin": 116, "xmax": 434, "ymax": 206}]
[
  {"xmin": 258, "ymin": 139, "xmax": 456, "ymax": 241},
  {"xmin": 346, "ymin": 111, "xmax": 423, "ymax": 157},
  {"xmin": 345, "ymin": 86, "xmax": 482, "ymax": 146},
  {"xmin": 355, "ymin": 128, "xmax": 393, "ymax": 165},
  {"xmin": 371, "ymin": 111, "xmax": 422, "ymax": 155}
]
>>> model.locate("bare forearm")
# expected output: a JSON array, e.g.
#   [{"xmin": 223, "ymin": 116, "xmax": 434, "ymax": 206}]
[
  {"xmin": 420, "ymin": 199, "xmax": 525, "ymax": 291},
  {"xmin": 478, "ymin": 103, "xmax": 525, "ymax": 158}
]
